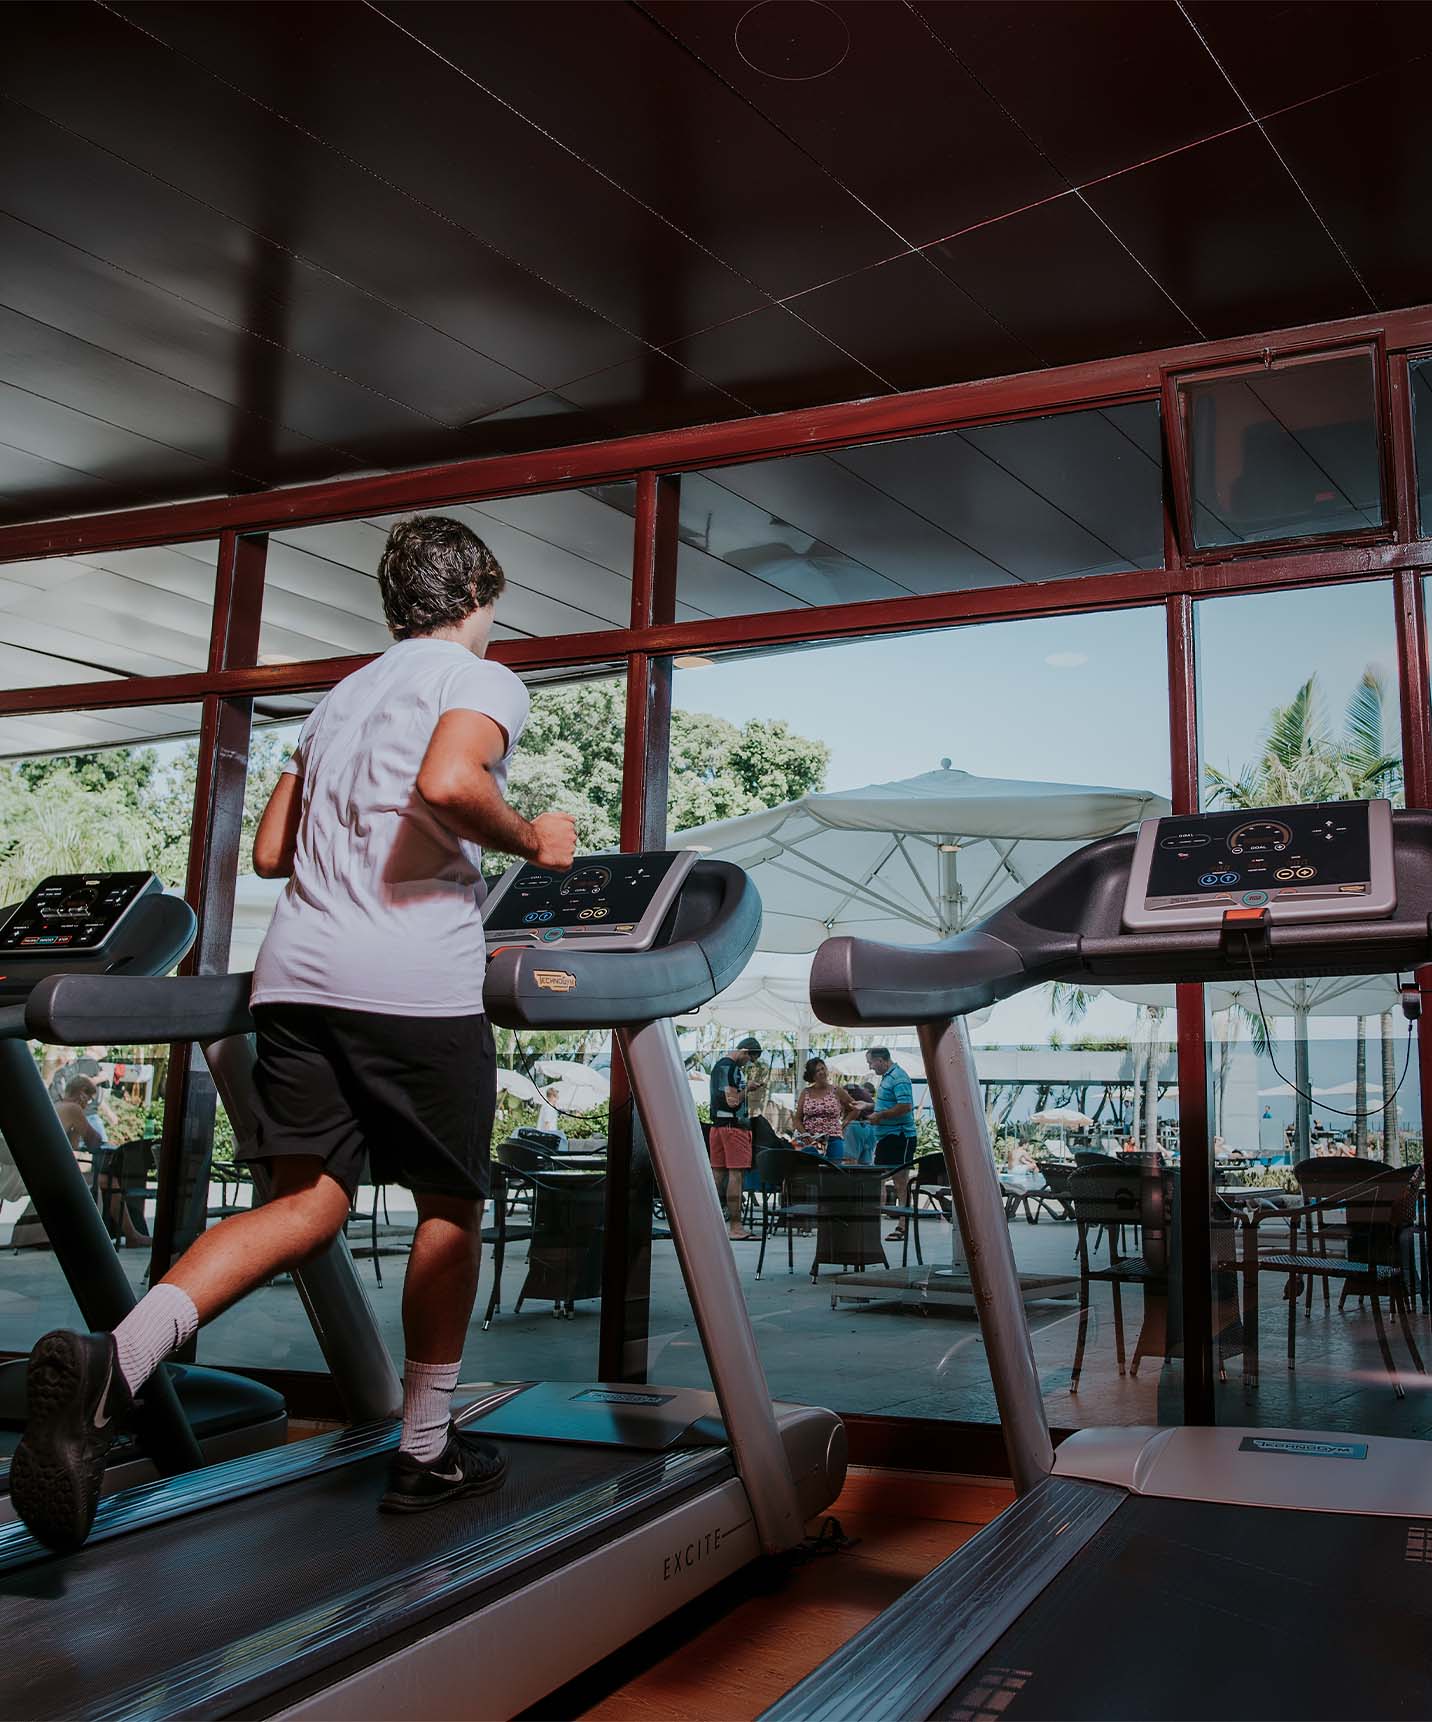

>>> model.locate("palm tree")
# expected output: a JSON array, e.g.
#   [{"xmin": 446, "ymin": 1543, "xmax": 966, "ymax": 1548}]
[{"xmin": 1207, "ymin": 666, "xmax": 1403, "ymax": 1158}]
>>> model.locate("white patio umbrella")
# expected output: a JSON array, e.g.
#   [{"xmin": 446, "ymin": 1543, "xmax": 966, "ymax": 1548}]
[
  {"xmin": 534, "ymin": 1059, "xmax": 610, "ymax": 1110},
  {"xmin": 1030, "ymin": 1107, "xmax": 1095, "ymax": 1128},
  {"xmin": 671, "ymin": 761, "xmax": 1169, "ymax": 951},
  {"xmin": 826, "ymin": 1046, "xmax": 927, "ymax": 1080},
  {"xmin": 497, "ymin": 1068, "xmax": 543, "ymax": 1106},
  {"xmin": 1114, "ymin": 974, "xmax": 1402, "ymax": 1156}
]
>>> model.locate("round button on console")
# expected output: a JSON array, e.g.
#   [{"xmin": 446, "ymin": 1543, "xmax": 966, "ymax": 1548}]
[{"xmin": 1241, "ymin": 890, "xmax": 1270, "ymax": 907}]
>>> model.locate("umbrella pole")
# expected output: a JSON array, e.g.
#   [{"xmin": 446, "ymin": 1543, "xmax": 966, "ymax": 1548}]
[{"xmin": 1294, "ymin": 983, "xmax": 1312, "ymax": 1160}]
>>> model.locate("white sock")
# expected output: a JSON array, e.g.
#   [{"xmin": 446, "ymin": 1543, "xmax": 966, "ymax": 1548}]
[
  {"xmin": 400, "ymin": 1359, "xmax": 462, "ymax": 1462},
  {"xmin": 112, "ymin": 1283, "xmax": 200, "ymax": 1395}
]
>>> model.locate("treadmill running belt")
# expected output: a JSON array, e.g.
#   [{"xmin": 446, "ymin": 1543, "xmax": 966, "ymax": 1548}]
[
  {"xmin": 0, "ymin": 1437, "xmax": 727, "ymax": 1721},
  {"xmin": 937, "ymin": 1496, "xmax": 1432, "ymax": 1722}
]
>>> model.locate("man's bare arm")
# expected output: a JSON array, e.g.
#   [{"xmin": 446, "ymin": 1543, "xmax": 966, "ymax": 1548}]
[
  {"xmin": 253, "ymin": 773, "xmax": 303, "ymax": 878},
  {"xmin": 418, "ymin": 710, "xmax": 576, "ymax": 870}
]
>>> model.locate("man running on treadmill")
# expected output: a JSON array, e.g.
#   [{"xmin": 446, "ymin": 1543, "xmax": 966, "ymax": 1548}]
[{"xmin": 11, "ymin": 515, "xmax": 577, "ymax": 1552}]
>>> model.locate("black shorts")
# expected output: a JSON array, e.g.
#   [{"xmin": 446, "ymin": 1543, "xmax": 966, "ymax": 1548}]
[
  {"xmin": 242, "ymin": 1004, "xmax": 496, "ymax": 1201},
  {"xmin": 873, "ymin": 1134, "xmax": 918, "ymax": 1168}
]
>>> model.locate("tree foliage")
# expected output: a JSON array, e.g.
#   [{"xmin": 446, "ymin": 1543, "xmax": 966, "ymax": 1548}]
[
  {"xmin": 502, "ymin": 682, "xmax": 829, "ymax": 850},
  {"xmin": 0, "ymin": 686, "xmax": 828, "ymax": 900},
  {"xmin": 1205, "ymin": 668, "xmax": 1402, "ymax": 810}
]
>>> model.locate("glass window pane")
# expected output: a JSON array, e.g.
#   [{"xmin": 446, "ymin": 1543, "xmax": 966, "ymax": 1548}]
[
  {"xmin": 259, "ymin": 488, "xmax": 638, "ymax": 666},
  {"xmin": 1196, "ymin": 580, "xmax": 1420, "ymax": 1433},
  {"xmin": 0, "ymin": 540, "xmax": 219, "ymax": 689},
  {"xmin": 660, "ymin": 608, "xmax": 1172, "ymax": 1428},
  {"xmin": 1179, "ymin": 350, "xmax": 1383, "ymax": 551},
  {"xmin": 1409, "ymin": 357, "xmax": 1432, "ymax": 537},
  {"xmin": 0, "ymin": 716, "xmax": 205, "ymax": 1356},
  {"xmin": 671, "ymin": 402, "xmax": 1163, "ymax": 619}
]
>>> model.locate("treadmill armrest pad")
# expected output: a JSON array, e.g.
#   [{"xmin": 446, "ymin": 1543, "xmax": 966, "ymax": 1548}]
[{"xmin": 27, "ymin": 972, "xmax": 256, "ymax": 1045}]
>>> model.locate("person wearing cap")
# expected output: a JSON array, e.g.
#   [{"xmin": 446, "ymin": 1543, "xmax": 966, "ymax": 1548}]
[{"xmin": 708, "ymin": 1037, "xmax": 763, "ymax": 1241}]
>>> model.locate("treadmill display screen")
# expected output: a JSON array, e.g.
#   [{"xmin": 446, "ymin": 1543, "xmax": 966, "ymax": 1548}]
[
  {"xmin": 1146, "ymin": 805, "xmax": 1371, "ymax": 898},
  {"xmin": 1123, "ymin": 799, "xmax": 1395, "ymax": 928},
  {"xmin": 485, "ymin": 852, "xmax": 684, "ymax": 940},
  {"xmin": 0, "ymin": 872, "xmax": 155, "ymax": 954}
]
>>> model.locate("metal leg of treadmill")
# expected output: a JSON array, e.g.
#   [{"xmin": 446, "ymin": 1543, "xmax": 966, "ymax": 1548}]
[
  {"xmin": 918, "ymin": 1017, "xmax": 1054, "ymax": 1493},
  {"xmin": 203, "ymin": 1033, "xmax": 403, "ymax": 1424},
  {"xmin": 0, "ymin": 1025, "xmax": 205, "ymax": 1473},
  {"xmin": 616, "ymin": 1018, "xmax": 805, "ymax": 1555}
]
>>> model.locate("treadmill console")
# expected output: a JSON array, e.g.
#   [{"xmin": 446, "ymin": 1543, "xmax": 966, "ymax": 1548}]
[
  {"xmin": 483, "ymin": 849, "xmax": 699, "ymax": 951},
  {"xmin": 1123, "ymin": 800, "xmax": 1395, "ymax": 929},
  {"xmin": 0, "ymin": 871, "xmax": 160, "ymax": 955}
]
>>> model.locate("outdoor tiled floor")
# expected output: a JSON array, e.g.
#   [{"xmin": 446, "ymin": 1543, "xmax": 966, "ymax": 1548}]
[{"xmin": 2, "ymin": 1195, "xmax": 1429, "ymax": 1443}]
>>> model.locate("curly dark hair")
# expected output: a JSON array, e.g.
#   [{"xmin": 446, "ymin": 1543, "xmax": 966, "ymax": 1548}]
[
  {"xmin": 377, "ymin": 514, "xmax": 506, "ymax": 639},
  {"xmin": 803, "ymin": 1057, "xmax": 827, "ymax": 1083}
]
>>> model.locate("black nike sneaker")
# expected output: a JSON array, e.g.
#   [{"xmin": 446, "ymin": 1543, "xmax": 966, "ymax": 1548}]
[
  {"xmin": 379, "ymin": 1425, "xmax": 509, "ymax": 1514},
  {"xmin": 10, "ymin": 1329, "xmax": 132, "ymax": 1553}
]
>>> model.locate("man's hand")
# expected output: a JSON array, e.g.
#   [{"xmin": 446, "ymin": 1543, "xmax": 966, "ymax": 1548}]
[{"xmin": 530, "ymin": 811, "xmax": 577, "ymax": 871}]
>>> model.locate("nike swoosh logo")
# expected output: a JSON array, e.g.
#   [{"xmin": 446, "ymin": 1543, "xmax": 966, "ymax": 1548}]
[
  {"xmin": 432, "ymin": 1465, "xmax": 464, "ymax": 1483},
  {"xmin": 93, "ymin": 1360, "xmax": 114, "ymax": 1431}
]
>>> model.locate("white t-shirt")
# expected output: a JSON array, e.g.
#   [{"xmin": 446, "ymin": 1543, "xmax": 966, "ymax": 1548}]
[{"xmin": 251, "ymin": 638, "xmax": 530, "ymax": 1017}]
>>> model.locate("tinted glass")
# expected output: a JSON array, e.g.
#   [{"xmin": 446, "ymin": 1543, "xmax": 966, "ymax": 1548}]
[
  {"xmin": 1180, "ymin": 350, "xmax": 1383, "ymax": 550},
  {"xmin": 647, "ymin": 609, "xmax": 1173, "ymax": 1427},
  {"xmin": 1196, "ymin": 581, "xmax": 1423, "ymax": 1436},
  {"xmin": 258, "ymin": 488, "xmax": 638, "ymax": 665},
  {"xmin": 669, "ymin": 403, "xmax": 1163, "ymax": 619}
]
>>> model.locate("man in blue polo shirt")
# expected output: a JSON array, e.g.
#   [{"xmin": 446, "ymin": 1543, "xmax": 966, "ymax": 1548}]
[{"xmin": 866, "ymin": 1047, "xmax": 917, "ymax": 1242}]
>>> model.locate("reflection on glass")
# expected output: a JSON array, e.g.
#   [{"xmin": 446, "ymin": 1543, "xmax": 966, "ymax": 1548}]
[
  {"xmin": 259, "ymin": 486, "xmax": 639, "ymax": 666},
  {"xmin": 671, "ymin": 402, "xmax": 1163, "ymax": 618},
  {"xmin": 0, "ymin": 540, "xmax": 218, "ymax": 690},
  {"xmin": 1180, "ymin": 350, "xmax": 1383, "ymax": 550},
  {"xmin": 654, "ymin": 609, "xmax": 1172, "ymax": 1423}
]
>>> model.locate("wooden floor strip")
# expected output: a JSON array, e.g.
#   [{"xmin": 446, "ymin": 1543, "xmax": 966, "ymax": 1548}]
[{"xmin": 520, "ymin": 1467, "xmax": 1012, "ymax": 1721}]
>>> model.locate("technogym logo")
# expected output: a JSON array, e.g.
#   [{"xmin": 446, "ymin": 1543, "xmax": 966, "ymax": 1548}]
[{"xmin": 1238, "ymin": 1436, "xmax": 1368, "ymax": 1460}]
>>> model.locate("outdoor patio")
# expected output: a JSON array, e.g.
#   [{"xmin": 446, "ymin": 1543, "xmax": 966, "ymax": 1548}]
[{"xmin": 3, "ymin": 1191, "xmax": 1428, "ymax": 1444}]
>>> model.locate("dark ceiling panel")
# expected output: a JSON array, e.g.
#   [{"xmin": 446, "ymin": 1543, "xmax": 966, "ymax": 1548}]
[
  {"xmin": 118, "ymin": 0, "xmax": 762, "ymax": 348},
  {"xmin": 0, "ymin": 307, "xmax": 339, "ymax": 489},
  {"xmin": 558, "ymin": 353, "xmax": 752, "ymax": 437},
  {"xmin": 0, "ymin": 101, "xmax": 545, "ymax": 430},
  {"xmin": 0, "ymin": 384, "xmax": 214, "ymax": 502},
  {"xmin": 0, "ymin": 442, "xmax": 134, "ymax": 525},
  {"xmin": 0, "ymin": 215, "xmax": 456, "ymax": 458},
  {"xmin": 1262, "ymin": 68, "xmax": 1432, "ymax": 312},
  {"xmin": 384, "ymin": 0, "xmax": 898, "ymax": 300},
  {"xmin": 790, "ymin": 250, "xmax": 1036, "ymax": 392},
  {"xmin": 1084, "ymin": 126, "xmax": 1373, "ymax": 337},
  {"xmin": 663, "ymin": 305, "xmax": 891, "ymax": 415},
  {"xmin": 914, "ymin": 1, "xmax": 1247, "ymax": 186},
  {"xmin": 929, "ymin": 195, "xmax": 1199, "ymax": 364},
  {"xmin": 1185, "ymin": 0, "xmax": 1432, "ymax": 117},
  {"xmin": 647, "ymin": 0, "xmax": 1063, "ymax": 248},
  {"xmin": 1, "ymin": 6, "xmax": 641, "ymax": 389}
]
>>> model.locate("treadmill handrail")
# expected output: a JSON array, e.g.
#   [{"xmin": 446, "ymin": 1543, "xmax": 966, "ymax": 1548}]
[
  {"xmin": 484, "ymin": 860, "xmax": 759, "ymax": 1029},
  {"xmin": 810, "ymin": 811, "xmax": 1432, "ymax": 1025},
  {"xmin": 26, "ymin": 969, "xmax": 254, "ymax": 1045}
]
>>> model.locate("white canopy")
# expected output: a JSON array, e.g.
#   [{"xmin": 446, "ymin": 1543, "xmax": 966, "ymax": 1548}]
[{"xmin": 672, "ymin": 763, "xmax": 1168, "ymax": 951}]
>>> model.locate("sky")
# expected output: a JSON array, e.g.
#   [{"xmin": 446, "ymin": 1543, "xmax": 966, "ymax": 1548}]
[{"xmin": 673, "ymin": 577, "xmax": 1407, "ymax": 1051}]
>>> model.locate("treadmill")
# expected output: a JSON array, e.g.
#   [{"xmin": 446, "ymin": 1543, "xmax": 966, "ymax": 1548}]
[
  {"xmin": 0, "ymin": 873, "xmax": 290, "ymax": 1501},
  {"xmin": 0, "ymin": 853, "xmax": 844, "ymax": 1722},
  {"xmin": 768, "ymin": 799, "xmax": 1432, "ymax": 1721}
]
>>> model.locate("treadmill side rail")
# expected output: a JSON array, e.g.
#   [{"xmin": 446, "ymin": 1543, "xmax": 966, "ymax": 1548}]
[
  {"xmin": 617, "ymin": 1017, "xmax": 807, "ymax": 1555},
  {"xmin": 758, "ymin": 1477, "xmax": 1123, "ymax": 1722}
]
